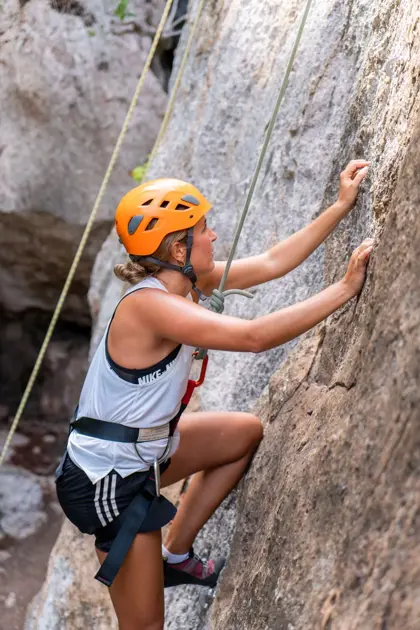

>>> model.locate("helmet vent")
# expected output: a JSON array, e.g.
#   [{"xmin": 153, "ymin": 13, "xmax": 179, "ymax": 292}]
[
  {"xmin": 145, "ymin": 218, "xmax": 158, "ymax": 231},
  {"xmin": 175, "ymin": 203, "xmax": 189, "ymax": 211},
  {"xmin": 181, "ymin": 194, "xmax": 200, "ymax": 206},
  {"xmin": 128, "ymin": 215, "xmax": 144, "ymax": 235},
  {"xmin": 142, "ymin": 199, "xmax": 153, "ymax": 206},
  {"xmin": 160, "ymin": 200, "xmax": 170, "ymax": 208}
]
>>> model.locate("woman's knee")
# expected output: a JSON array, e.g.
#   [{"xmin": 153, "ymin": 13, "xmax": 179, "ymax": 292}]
[{"xmin": 241, "ymin": 413, "xmax": 264, "ymax": 447}]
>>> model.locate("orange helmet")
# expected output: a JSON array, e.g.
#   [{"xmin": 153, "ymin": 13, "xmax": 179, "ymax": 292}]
[{"xmin": 115, "ymin": 178, "xmax": 212, "ymax": 256}]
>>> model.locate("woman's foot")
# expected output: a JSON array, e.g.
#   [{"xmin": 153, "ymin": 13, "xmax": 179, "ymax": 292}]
[{"xmin": 163, "ymin": 548, "xmax": 225, "ymax": 587}]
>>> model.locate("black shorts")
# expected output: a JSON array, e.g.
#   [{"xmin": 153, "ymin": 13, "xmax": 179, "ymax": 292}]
[{"xmin": 55, "ymin": 453, "xmax": 171, "ymax": 552}]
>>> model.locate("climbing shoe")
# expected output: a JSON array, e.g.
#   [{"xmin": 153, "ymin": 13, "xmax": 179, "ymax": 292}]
[{"xmin": 163, "ymin": 548, "xmax": 225, "ymax": 588}]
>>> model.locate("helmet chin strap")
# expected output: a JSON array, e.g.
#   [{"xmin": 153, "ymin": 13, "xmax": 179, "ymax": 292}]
[{"xmin": 130, "ymin": 229, "xmax": 206, "ymax": 299}]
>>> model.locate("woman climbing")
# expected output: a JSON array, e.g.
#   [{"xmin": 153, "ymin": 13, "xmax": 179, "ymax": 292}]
[{"xmin": 56, "ymin": 159, "xmax": 372, "ymax": 630}]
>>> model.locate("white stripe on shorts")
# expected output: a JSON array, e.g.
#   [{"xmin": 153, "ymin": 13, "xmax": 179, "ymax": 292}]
[
  {"xmin": 94, "ymin": 480, "xmax": 107, "ymax": 527},
  {"xmin": 110, "ymin": 474, "xmax": 120, "ymax": 518},
  {"xmin": 102, "ymin": 475, "xmax": 113, "ymax": 523}
]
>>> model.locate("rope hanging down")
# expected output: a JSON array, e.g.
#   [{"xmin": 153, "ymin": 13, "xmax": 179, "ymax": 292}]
[
  {"xmin": 120, "ymin": 0, "xmax": 207, "ymax": 298},
  {"xmin": 147, "ymin": 0, "xmax": 207, "ymax": 170},
  {"xmin": 0, "ymin": 0, "xmax": 208, "ymax": 467},
  {"xmin": 195, "ymin": 0, "xmax": 313, "ymax": 360}
]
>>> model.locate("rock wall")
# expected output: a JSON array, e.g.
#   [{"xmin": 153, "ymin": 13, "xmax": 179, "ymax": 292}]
[
  {"xmin": 0, "ymin": 0, "xmax": 167, "ymax": 324},
  {"xmin": 212, "ymin": 118, "xmax": 420, "ymax": 628},
  {"xmin": 0, "ymin": 0, "xmax": 170, "ymax": 452},
  {"xmin": 28, "ymin": 0, "xmax": 420, "ymax": 628},
  {"xmin": 25, "ymin": 520, "xmax": 118, "ymax": 630}
]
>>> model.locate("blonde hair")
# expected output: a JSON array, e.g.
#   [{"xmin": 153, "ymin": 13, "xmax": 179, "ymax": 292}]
[{"xmin": 114, "ymin": 229, "xmax": 188, "ymax": 285}]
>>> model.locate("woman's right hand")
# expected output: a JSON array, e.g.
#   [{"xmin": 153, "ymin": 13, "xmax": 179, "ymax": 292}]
[{"xmin": 342, "ymin": 238, "xmax": 374, "ymax": 297}]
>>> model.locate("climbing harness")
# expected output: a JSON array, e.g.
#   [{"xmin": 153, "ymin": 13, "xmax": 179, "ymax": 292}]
[
  {"xmin": 0, "ymin": 0, "xmax": 207, "ymax": 467},
  {"xmin": 64, "ymin": 355, "xmax": 207, "ymax": 586}
]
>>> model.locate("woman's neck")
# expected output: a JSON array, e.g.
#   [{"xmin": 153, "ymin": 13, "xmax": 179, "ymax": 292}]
[{"xmin": 155, "ymin": 269, "xmax": 193, "ymax": 297}]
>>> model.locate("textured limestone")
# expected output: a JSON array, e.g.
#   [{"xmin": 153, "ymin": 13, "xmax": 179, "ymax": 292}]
[
  {"xmin": 212, "ymin": 119, "xmax": 420, "ymax": 629},
  {"xmin": 0, "ymin": 0, "xmax": 167, "ymax": 324},
  {"xmin": 25, "ymin": 520, "xmax": 118, "ymax": 630},
  {"xmin": 0, "ymin": 466, "xmax": 47, "ymax": 540},
  {"xmin": 30, "ymin": 0, "xmax": 420, "ymax": 628}
]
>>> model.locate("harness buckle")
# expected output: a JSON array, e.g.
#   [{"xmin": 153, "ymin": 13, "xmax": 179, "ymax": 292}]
[{"xmin": 154, "ymin": 457, "xmax": 161, "ymax": 497}]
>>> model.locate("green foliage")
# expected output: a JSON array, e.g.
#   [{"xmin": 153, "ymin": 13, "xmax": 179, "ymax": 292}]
[
  {"xmin": 114, "ymin": 0, "xmax": 135, "ymax": 22},
  {"xmin": 130, "ymin": 161, "xmax": 149, "ymax": 183},
  {"xmin": 87, "ymin": 29, "xmax": 96, "ymax": 36}
]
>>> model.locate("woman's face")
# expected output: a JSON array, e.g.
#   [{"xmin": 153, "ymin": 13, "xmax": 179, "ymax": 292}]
[{"xmin": 190, "ymin": 215, "xmax": 217, "ymax": 276}]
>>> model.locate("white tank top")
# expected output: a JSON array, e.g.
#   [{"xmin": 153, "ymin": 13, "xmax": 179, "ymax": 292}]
[{"xmin": 67, "ymin": 277, "xmax": 194, "ymax": 483}]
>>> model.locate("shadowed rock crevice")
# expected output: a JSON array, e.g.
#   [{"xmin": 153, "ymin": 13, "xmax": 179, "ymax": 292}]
[
  {"xmin": 50, "ymin": 0, "xmax": 96, "ymax": 26},
  {"xmin": 0, "ymin": 307, "xmax": 90, "ymax": 448}
]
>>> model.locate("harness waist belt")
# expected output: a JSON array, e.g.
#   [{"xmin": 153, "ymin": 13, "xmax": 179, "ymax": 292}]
[{"xmin": 71, "ymin": 417, "xmax": 172, "ymax": 443}]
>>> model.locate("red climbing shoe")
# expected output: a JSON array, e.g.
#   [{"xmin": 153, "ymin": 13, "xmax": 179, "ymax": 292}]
[{"xmin": 163, "ymin": 548, "xmax": 225, "ymax": 588}]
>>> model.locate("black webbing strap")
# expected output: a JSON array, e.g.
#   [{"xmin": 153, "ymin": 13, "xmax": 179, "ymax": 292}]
[
  {"xmin": 95, "ymin": 480, "xmax": 151, "ymax": 586},
  {"xmin": 95, "ymin": 477, "xmax": 177, "ymax": 587},
  {"xmin": 71, "ymin": 414, "xmax": 182, "ymax": 442},
  {"xmin": 72, "ymin": 417, "xmax": 139, "ymax": 442}
]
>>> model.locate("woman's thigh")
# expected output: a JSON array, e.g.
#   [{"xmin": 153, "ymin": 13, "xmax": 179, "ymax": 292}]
[
  {"xmin": 97, "ymin": 530, "xmax": 164, "ymax": 630},
  {"xmin": 161, "ymin": 411, "xmax": 263, "ymax": 488}
]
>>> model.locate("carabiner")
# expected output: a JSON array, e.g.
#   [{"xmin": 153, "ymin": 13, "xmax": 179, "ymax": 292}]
[{"xmin": 153, "ymin": 457, "xmax": 161, "ymax": 497}]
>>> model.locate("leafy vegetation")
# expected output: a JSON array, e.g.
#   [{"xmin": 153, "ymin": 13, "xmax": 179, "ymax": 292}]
[
  {"xmin": 114, "ymin": 0, "xmax": 135, "ymax": 22},
  {"xmin": 130, "ymin": 160, "xmax": 149, "ymax": 183}
]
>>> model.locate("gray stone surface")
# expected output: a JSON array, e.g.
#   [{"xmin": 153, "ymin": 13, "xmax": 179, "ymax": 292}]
[
  {"xmin": 0, "ymin": 466, "xmax": 46, "ymax": 540},
  {"xmin": 94, "ymin": 0, "xmax": 379, "ymax": 411},
  {"xmin": 164, "ymin": 492, "xmax": 236, "ymax": 630},
  {"xmin": 88, "ymin": 230, "xmax": 125, "ymax": 356},
  {"xmin": 0, "ymin": 0, "xmax": 167, "ymax": 324},
  {"xmin": 25, "ymin": 520, "xmax": 118, "ymax": 630},
  {"xmin": 29, "ymin": 0, "xmax": 420, "ymax": 628},
  {"xmin": 212, "ymin": 117, "xmax": 420, "ymax": 629}
]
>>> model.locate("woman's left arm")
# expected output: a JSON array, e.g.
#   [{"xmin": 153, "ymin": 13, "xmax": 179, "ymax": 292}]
[{"xmin": 199, "ymin": 160, "xmax": 370, "ymax": 294}]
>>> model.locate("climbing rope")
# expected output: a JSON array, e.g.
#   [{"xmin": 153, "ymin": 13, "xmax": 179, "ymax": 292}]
[
  {"xmin": 147, "ymin": 0, "xmax": 207, "ymax": 170},
  {"xmin": 195, "ymin": 0, "xmax": 313, "ymax": 360},
  {"xmin": 0, "ymin": 0, "xmax": 201, "ymax": 467},
  {"xmin": 119, "ymin": 0, "xmax": 207, "ymax": 298}
]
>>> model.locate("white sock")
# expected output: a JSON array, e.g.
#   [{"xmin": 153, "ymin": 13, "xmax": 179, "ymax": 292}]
[{"xmin": 162, "ymin": 545, "xmax": 189, "ymax": 564}]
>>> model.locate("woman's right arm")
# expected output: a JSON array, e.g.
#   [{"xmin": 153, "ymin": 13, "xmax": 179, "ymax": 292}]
[{"xmin": 138, "ymin": 239, "xmax": 374, "ymax": 353}]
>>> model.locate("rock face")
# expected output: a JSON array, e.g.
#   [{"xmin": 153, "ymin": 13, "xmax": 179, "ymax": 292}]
[
  {"xmin": 212, "ymin": 121, "xmax": 420, "ymax": 629},
  {"xmin": 25, "ymin": 520, "xmax": 118, "ymax": 630},
  {"xmin": 0, "ymin": 0, "xmax": 171, "ymax": 468},
  {"xmin": 29, "ymin": 0, "xmax": 420, "ymax": 628},
  {"xmin": 0, "ymin": 465, "xmax": 47, "ymax": 540},
  {"xmin": 0, "ymin": 0, "xmax": 167, "ymax": 324}
]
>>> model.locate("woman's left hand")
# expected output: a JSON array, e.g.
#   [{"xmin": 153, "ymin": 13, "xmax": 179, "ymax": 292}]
[{"xmin": 337, "ymin": 160, "xmax": 370, "ymax": 211}]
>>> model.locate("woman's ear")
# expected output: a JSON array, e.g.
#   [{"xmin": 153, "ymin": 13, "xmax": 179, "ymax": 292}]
[{"xmin": 170, "ymin": 240, "xmax": 187, "ymax": 265}]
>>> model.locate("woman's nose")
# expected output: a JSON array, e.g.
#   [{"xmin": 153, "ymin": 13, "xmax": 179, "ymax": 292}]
[{"xmin": 211, "ymin": 229, "xmax": 217, "ymax": 241}]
